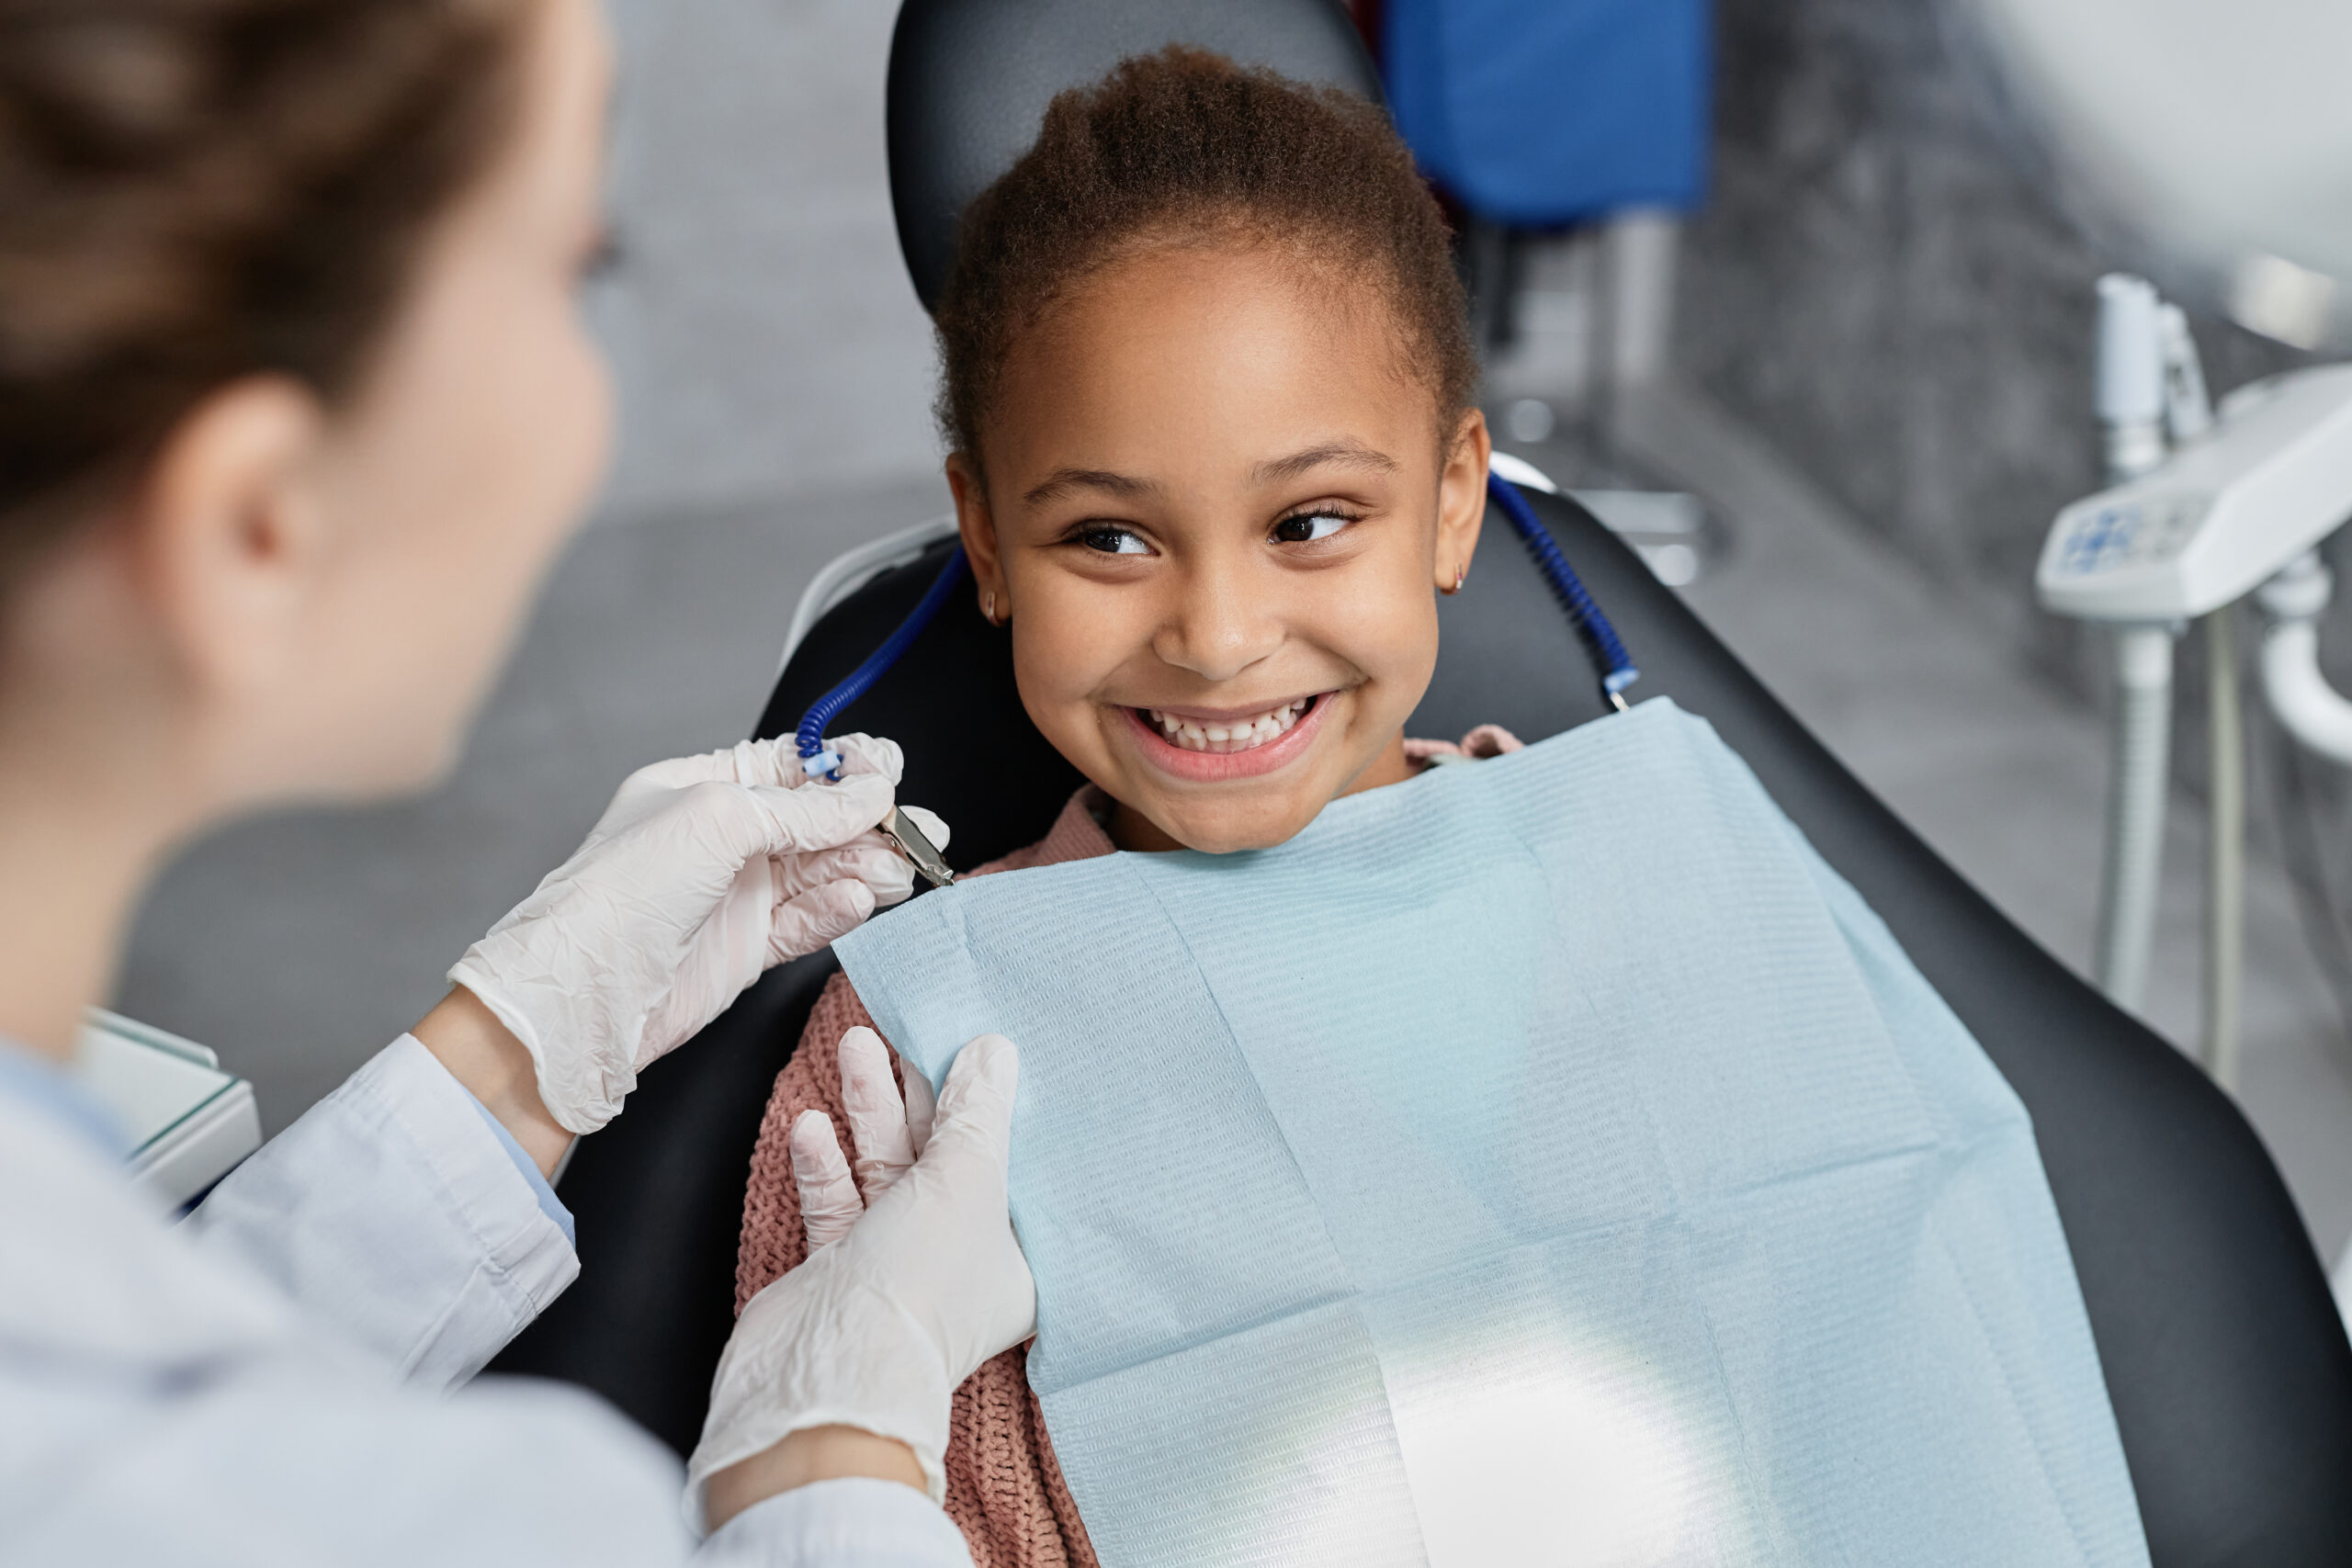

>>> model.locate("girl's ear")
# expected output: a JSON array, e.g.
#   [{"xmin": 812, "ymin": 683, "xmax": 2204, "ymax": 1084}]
[
  {"xmin": 1433, "ymin": 406, "xmax": 1489, "ymax": 593},
  {"xmin": 945, "ymin": 452, "xmax": 1008, "ymax": 623}
]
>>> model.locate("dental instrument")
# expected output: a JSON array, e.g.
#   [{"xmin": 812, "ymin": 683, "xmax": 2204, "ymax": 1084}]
[{"xmin": 880, "ymin": 806, "xmax": 958, "ymax": 890}]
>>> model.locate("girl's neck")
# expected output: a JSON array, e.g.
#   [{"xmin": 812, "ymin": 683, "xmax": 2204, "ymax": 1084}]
[{"xmin": 1109, "ymin": 730, "xmax": 1416, "ymax": 852}]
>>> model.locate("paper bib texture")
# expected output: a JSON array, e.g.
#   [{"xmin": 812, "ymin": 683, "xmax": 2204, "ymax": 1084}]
[{"xmin": 836, "ymin": 699, "xmax": 2149, "ymax": 1568}]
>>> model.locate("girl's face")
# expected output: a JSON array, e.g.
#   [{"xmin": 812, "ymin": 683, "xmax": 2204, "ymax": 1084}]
[{"xmin": 952, "ymin": 243, "xmax": 1487, "ymax": 853}]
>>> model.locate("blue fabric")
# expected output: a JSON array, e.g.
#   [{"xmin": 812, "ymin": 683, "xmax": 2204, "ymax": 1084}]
[
  {"xmin": 465, "ymin": 1092, "xmax": 576, "ymax": 1247},
  {"xmin": 837, "ymin": 701, "xmax": 2148, "ymax": 1568},
  {"xmin": 0, "ymin": 1038, "xmax": 130, "ymax": 1160},
  {"xmin": 1385, "ymin": 0, "xmax": 1711, "ymax": 224}
]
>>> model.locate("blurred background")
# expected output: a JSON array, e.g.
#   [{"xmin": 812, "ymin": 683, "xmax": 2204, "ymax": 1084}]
[{"xmin": 115, "ymin": 0, "xmax": 2352, "ymax": 1266}]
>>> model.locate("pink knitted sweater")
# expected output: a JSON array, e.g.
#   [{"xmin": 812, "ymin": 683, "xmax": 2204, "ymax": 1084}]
[{"xmin": 735, "ymin": 727, "xmax": 1522, "ymax": 1568}]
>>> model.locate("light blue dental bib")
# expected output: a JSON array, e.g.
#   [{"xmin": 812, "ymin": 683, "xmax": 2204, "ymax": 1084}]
[{"xmin": 836, "ymin": 700, "xmax": 2148, "ymax": 1568}]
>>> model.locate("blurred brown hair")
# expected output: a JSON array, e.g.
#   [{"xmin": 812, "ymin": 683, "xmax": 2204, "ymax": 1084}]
[
  {"xmin": 933, "ymin": 46, "xmax": 1474, "ymax": 473},
  {"xmin": 0, "ymin": 0, "xmax": 531, "ymax": 582}
]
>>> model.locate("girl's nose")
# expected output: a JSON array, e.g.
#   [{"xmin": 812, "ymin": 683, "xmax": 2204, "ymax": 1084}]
[{"xmin": 1151, "ymin": 557, "xmax": 1283, "ymax": 684}]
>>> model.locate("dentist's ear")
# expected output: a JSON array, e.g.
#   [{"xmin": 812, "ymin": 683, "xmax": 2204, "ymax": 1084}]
[
  {"xmin": 1434, "ymin": 405, "xmax": 1489, "ymax": 593},
  {"xmin": 132, "ymin": 373, "xmax": 333, "ymax": 700},
  {"xmin": 946, "ymin": 451, "xmax": 1009, "ymax": 626}
]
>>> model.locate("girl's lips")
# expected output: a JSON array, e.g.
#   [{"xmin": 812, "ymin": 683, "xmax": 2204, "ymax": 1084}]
[{"xmin": 1120, "ymin": 693, "xmax": 1334, "ymax": 783}]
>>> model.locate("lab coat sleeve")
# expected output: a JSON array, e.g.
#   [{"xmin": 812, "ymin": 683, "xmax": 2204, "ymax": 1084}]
[
  {"xmin": 182, "ymin": 1032, "xmax": 578, "ymax": 1390},
  {"xmin": 700, "ymin": 1480, "xmax": 976, "ymax": 1568}
]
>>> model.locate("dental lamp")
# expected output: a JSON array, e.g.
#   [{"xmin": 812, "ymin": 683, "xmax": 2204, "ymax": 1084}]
[{"xmin": 1954, "ymin": 0, "xmax": 2352, "ymax": 350}]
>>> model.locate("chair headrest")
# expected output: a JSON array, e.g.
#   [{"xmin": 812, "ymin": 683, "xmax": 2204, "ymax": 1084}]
[{"xmin": 886, "ymin": 0, "xmax": 1384, "ymax": 314}]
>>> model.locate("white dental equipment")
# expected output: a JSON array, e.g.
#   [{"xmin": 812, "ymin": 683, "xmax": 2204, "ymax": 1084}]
[
  {"xmin": 70, "ymin": 1007, "xmax": 261, "ymax": 1206},
  {"xmin": 2036, "ymin": 276, "xmax": 2352, "ymax": 1082}
]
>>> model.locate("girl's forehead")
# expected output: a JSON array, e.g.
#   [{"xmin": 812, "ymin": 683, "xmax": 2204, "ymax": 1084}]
[
  {"xmin": 997, "ymin": 243, "xmax": 1442, "ymax": 444},
  {"xmin": 1054, "ymin": 239, "xmax": 1394, "ymax": 336}
]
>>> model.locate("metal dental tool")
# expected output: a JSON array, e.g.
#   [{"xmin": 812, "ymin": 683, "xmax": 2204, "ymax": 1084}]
[{"xmin": 880, "ymin": 806, "xmax": 958, "ymax": 889}]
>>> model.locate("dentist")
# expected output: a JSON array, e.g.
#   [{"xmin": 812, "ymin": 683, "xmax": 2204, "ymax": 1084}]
[{"xmin": 0, "ymin": 0, "xmax": 1030, "ymax": 1562}]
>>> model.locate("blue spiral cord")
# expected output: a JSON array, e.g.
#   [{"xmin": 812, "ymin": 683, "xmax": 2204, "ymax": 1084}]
[
  {"xmin": 1486, "ymin": 473, "xmax": 1639, "ymax": 705},
  {"xmin": 795, "ymin": 546, "xmax": 970, "ymax": 778}
]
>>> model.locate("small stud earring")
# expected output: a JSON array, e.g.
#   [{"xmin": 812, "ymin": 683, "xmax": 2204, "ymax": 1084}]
[
  {"xmin": 982, "ymin": 590, "xmax": 997, "ymax": 624},
  {"xmin": 1444, "ymin": 564, "xmax": 1466, "ymax": 595}
]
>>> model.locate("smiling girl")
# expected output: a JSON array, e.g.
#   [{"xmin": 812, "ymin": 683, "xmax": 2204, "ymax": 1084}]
[{"xmin": 736, "ymin": 50, "xmax": 1509, "ymax": 1566}]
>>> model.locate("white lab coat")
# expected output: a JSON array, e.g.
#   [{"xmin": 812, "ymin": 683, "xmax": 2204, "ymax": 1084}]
[{"xmin": 0, "ymin": 1034, "xmax": 972, "ymax": 1567}]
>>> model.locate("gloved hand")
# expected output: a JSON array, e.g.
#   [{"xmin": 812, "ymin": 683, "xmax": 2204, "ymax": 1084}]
[
  {"xmin": 685, "ymin": 1032, "xmax": 1034, "ymax": 1523},
  {"xmin": 790, "ymin": 1026, "xmax": 938, "ymax": 1249},
  {"xmin": 448, "ymin": 734, "xmax": 950, "ymax": 1134}
]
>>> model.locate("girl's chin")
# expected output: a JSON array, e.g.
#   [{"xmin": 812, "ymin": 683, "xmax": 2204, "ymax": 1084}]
[{"xmin": 1124, "ymin": 796, "xmax": 1323, "ymax": 855}]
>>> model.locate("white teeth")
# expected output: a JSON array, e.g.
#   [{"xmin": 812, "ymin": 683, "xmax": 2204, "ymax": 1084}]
[{"xmin": 1143, "ymin": 698, "xmax": 1314, "ymax": 755}]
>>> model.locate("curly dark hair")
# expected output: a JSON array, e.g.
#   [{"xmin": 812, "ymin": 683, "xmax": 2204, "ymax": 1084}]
[
  {"xmin": 0, "ymin": 0, "xmax": 529, "ymax": 580},
  {"xmin": 933, "ymin": 46, "xmax": 1474, "ymax": 471}
]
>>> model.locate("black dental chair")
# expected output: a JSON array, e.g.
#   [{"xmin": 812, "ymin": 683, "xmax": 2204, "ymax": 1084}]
[{"xmin": 491, "ymin": 2, "xmax": 2352, "ymax": 1562}]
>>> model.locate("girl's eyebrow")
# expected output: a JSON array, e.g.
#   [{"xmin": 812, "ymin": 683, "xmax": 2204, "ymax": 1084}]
[
  {"xmin": 1023, "ymin": 468, "xmax": 1163, "ymax": 507},
  {"xmin": 1252, "ymin": 439, "xmax": 1398, "ymax": 485},
  {"xmin": 1021, "ymin": 439, "xmax": 1396, "ymax": 507}
]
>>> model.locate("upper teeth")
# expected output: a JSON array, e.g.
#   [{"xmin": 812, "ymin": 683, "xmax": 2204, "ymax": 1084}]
[{"xmin": 1147, "ymin": 699, "xmax": 1311, "ymax": 753}]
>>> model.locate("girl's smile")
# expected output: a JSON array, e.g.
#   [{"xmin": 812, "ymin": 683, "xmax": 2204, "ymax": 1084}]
[{"xmin": 1119, "ymin": 690, "xmax": 1333, "ymax": 783}]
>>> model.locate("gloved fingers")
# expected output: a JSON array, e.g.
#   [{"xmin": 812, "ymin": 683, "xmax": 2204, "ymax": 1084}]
[
  {"xmin": 677, "ymin": 734, "xmax": 891, "ymax": 792},
  {"xmin": 737, "ymin": 732, "xmax": 905, "ymax": 789},
  {"xmin": 898, "ymin": 1052, "xmax": 935, "ymax": 1156},
  {"xmin": 585, "ymin": 744, "xmax": 762, "ymax": 838},
  {"xmin": 741, "ymin": 771, "xmax": 897, "ymax": 855},
  {"xmin": 774, "ymin": 834, "xmax": 916, "ymax": 909},
  {"xmin": 920, "ymin": 1034, "xmax": 1035, "ymax": 1371},
  {"xmin": 928, "ymin": 1034, "xmax": 1020, "ymax": 1173},
  {"xmin": 610, "ymin": 739, "xmax": 772, "ymax": 799},
  {"xmin": 766, "ymin": 878, "xmax": 877, "ymax": 965},
  {"xmin": 837, "ymin": 1026, "xmax": 918, "ymax": 1201},
  {"xmin": 786, "ymin": 809, "xmax": 946, "ymax": 912},
  {"xmin": 826, "ymin": 733, "xmax": 905, "ymax": 787},
  {"xmin": 788, "ymin": 1110, "xmax": 865, "ymax": 1250},
  {"xmin": 860, "ymin": 847, "xmax": 920, "ymax": 910},
  {"xmin": 664, "ymin": 774, "xmax": 892, "ymax": 897}
]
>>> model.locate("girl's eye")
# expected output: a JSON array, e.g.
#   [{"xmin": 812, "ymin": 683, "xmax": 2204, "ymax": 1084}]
[
  {"xmin": 1272, "ymin": 510, "xmax": 1355, "ymax": 545},
  {"xmin": 1080, "ymin": 525, "xmax": 1152, "ymax": 556}
]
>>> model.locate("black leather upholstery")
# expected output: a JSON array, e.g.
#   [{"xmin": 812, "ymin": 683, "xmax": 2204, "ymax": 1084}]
[
  {"xmin": 887, "ymin": 0, "xmax": 1378, "ymax": 311},
  {"xmin": 494, "ymin": 1, "xmax": 2352, "ymax": 1560}
]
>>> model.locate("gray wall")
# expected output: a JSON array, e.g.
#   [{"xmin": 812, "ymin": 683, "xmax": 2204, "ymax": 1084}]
[{"xmin": 596, "ymin": 0, "xmax": 942, "ymax": 525}]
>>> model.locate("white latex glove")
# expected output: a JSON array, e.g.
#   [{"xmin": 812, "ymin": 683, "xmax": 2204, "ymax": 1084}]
[
  {"xmin": 791, "ymin": 1026, "xmax": 938, "ymax": 1250},
  {"xmin": 685, "ymin": 1033, "xmax": 1034, "ymax": 1523},
  {"xmin": 449, "ymin": 734, "xmax": 950, "ymax": 1134}
]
